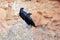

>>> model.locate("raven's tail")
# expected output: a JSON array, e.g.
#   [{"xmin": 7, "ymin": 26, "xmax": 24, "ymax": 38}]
[
  {"xmin": 33, "ymin": 25, "xmax": 37, "ymax": 27},
  {"xmin": 33, "ymin": 25, "xmax": 42, "ymax": 27}
]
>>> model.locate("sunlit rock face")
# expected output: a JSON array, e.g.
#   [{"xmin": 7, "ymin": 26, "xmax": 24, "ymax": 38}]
[
  {"xmin": 0, "ymin": 8, "xmax": 6, "ymax": 23},
  {"xmin": 5, "ymin": 0, "xmax": 14, "ymax": 3},
  {"xmin": 0, "ymin": 0, "xmax": 60, "ymax": 40},
  {"xmin": 8, "ymin": 22, "xmax": 33, "ymax": 40}
]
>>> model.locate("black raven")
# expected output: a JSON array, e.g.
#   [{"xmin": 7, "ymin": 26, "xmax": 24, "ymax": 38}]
[{"xmin": 19, "ymin": 8, "xmax": 36, "ymax": 27}]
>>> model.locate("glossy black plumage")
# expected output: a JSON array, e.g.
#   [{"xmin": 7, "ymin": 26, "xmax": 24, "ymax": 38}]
[{"xmin": 19, "ymin": 8, "xmax": 36, "ymax": 27}]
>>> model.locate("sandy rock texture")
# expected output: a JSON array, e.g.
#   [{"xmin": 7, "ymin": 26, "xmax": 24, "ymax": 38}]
[
  {"xmin": 0, "ymin": 0, "xmax": 60, "ymax": 40},
  {"xmin": 0, "ymin": 8, "xmax": 6, "ymax": 23}
]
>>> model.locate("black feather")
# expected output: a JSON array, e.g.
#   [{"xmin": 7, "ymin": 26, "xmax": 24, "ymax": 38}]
[{"xmin": 19, "ymin": 8, "xmax": 36, "ymax": 27}]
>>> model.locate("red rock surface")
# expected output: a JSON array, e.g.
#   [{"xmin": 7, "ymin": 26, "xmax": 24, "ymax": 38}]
[{"xmin": 0, "ymin": 0, "xmax": 60, "ymax": 40}]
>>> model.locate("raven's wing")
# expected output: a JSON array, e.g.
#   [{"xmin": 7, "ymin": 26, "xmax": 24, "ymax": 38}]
[
  {"xmin": 23, "ymin": 11, "xmax": 32, "ymax": 16},
  {"xmin": 22, "ymin": 9, "xmax": 32, "ymax": 16},
  {"xmin": 21, "ymin": 10, "xmax": 32, "ymax": 20},
  {"xmin": 26, "ymin": 16, "xmax": 35, "ymax": 26},
  {"xmin": 25, "ymin": 13, "xmax": 32, "ymax": 16}
]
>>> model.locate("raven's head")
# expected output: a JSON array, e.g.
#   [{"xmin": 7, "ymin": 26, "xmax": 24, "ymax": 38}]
[
  {"xmin": 20, "ymin": 8, "xmax": 24, "ymax": 10},
  {"xmin": 20, "ymin": 8, "xmax": 24, "ymax": 13}
]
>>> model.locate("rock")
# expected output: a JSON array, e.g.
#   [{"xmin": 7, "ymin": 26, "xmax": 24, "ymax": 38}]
[
  {"xmin": 0, "ymin": 24, "xmax": 8, "ymax": 40},
  {"xmin": 5, "ymin": 0, "xmax": 14, "ymax": 3},
  {"xmin": 0, "ymin": 1, "xmax": 8, "ymax": 9},
  {"xmin": 8, "ymin": 22, "xmax": 33, "ymax": 40},
  {"xmin": 0, "ymin": 0, "xmax": 60, "ymax": 40},
  {"xmin": 1, "ymin": 20, "xmax": 17, "ymax": 33},
  {"xmin": 0, "ymin": 8, "xmax": 6, "ymax": 23}
]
